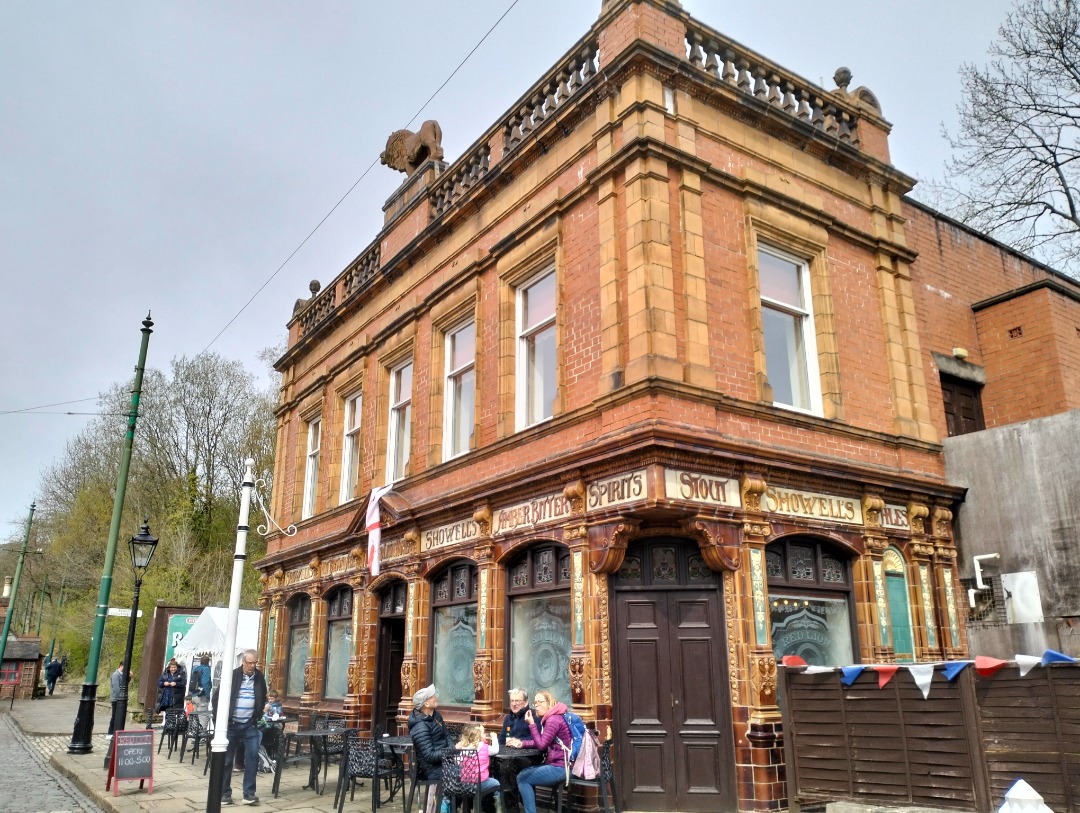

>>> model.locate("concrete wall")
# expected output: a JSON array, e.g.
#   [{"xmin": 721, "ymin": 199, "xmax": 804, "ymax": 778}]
[{"xmin": 945, "ymin": 409, "xmax": 1080, "ymax": 657}]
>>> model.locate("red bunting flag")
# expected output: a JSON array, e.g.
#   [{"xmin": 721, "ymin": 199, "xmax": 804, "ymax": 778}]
[
  {"xmin": 876, "ymin": 665, "xmax": 898, "ymax": 688},
  {"xmin": 975, "ymin": 656, "xmax": 1008, "ymax": 676},
  {"xmin": 781, "ymin": 655, "xmax": 807, "ymax": 667}
]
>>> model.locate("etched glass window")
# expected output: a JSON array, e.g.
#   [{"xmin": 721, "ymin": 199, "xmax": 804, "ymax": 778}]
[
  {"xmin": 770, "ymin": 595, "xmax": 853, "ymax": 666},
  {"xmin": 431, "ymin": 562, "xmax": 478, "ymax": 706},
  {"xmin": 653, "ymin": 547, "xmax": 677, "ymax": 582},
  {"xmin": 790, "ymin": 545, "xmax": 815, "ymax": 581},
  {"xmin": 324, "ymin": 587, "xmax": 353, "ymax": 699},
  {"xmin": 286, "ymin": 594, "xmax": 311, "ymax": 698},
  {"xmin": 509, "ymin": 596, "xmax": 571, "ymax": 701},
  {"xmin": 765, "ymin": 550, "xmax": 784, "ymax": 579},
  {"xmin": 821, "ymin": 554, "xmax": 845, "ymax": 583}
]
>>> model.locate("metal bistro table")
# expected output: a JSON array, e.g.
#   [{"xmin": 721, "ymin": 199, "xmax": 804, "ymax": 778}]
[
  {"xmin": 290, "ymin": 725, "xmax": 354, "ymax": 795},
  {"xmin": 492, "ymin": 747, "xmax": 541, "ymax": 812},
  {"xmin": 265, "ymin": 715, "xmax": 301, "ymax": 799},
  {"xmin": 377, "ymin": 736, "xmax": 412, "ymax": 805}
]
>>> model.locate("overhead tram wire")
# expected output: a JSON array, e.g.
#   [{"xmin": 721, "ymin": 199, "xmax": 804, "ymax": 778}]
[
  {"xmin": 0, "ymin": 396, "xmax": 101, "ymax": 415},
  {"xmin": 200, "ymin": 0, "xmax": 523, "ymax": 354}
]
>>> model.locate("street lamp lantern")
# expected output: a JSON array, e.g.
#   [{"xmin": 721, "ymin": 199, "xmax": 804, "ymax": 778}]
[
  {"xmin": 104, "ymin": 518, "xmax": 159, "ymax": 768},
  {"xmin": 129, "ymin": 521, "xmax": 158, "ymax": 574}
]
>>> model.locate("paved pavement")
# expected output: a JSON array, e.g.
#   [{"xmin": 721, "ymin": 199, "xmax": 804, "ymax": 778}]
[{"xmin": 3, "ymin": 688, "xmax": 406, "ymax": 813}]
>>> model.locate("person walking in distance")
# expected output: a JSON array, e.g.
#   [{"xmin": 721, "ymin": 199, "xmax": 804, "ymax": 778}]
[
  {"xmin": 45, "ymin": 658, "xmax": 64, "ymax": 695},
  {"xmin": 107, "ymin": 662, "xmax": 124, "ymax": 739},
  {"xmin": 212, "ymin": 649, "xmax": 267, "ymax": 806},
  {"xmin": 189, "ymin": 654, "xmax": 213, "ymax": 713}
]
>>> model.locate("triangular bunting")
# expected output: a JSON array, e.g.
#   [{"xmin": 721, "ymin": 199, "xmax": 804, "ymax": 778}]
[
  {"xmin": 875, "ymin": 665, "xmax": 898, "ymax": 688},
  {"xmin": 907, "ymin": 664, "xmax": 935, "ymax": 699},
  {"xmin": 1041, "ymin": 649, "xmax": 1078, "ymax": 666},
  {"xmin": 975, "ymin": 655, "xmax": 1008, "ymax": 676},
  {"xmin": 803, "ymin": 666, "xmax": 835, "ymax": 674},
  {"xmin": 1015, "ymin": 654, "xmax": 1041, "ymax": 676},
  {"xmin": 942, "ymin": 660, "xmax": 970, "ymax": 681},
  {"xmin": 840, "ymin": 665, "xmax": 864, "ymax": 686},
  {"xmin": 781, "ymin": 655, "xmax": 807, "ymax": 667}
]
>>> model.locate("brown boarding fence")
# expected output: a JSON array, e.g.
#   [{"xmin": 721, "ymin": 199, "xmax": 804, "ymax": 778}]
[{"xmin": 780, "ymin": 664, "xmax": 1080, "ymax": 813}]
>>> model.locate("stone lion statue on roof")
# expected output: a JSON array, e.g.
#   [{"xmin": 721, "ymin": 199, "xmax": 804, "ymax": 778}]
[{"xmin": 380, "ymin": 120, "xmax": 444, "ymax": 175}]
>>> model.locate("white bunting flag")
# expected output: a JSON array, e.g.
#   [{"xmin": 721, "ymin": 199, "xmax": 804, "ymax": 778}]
[
  {"xmin": 1015, "ymin": 654, "xmax": 1042, "ymax": 677},
  {"xmin": 907, "ymin": 664, "xmax": 935, "ymax": 699},
  {"xmin": 366, "ymin": 484, "xmax": 394, "ymax": 576}
]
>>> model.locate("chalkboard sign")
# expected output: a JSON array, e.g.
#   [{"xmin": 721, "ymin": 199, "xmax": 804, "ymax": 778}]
[{"xmin": 106, "ymin": 729, "xmax": 154, "ymax": 795}]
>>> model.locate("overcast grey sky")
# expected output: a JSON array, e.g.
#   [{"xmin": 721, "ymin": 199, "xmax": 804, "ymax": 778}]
[{"xmin": 0, "ymin": 0, "xmax": 1014, "ymax": 537}]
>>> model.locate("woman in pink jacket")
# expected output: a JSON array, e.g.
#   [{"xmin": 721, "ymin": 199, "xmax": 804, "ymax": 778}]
[{"xmin": 510, "ymin": 690, "xmax": 570, "ymax": 813}]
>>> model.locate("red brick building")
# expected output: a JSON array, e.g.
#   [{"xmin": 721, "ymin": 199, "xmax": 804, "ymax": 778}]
[{"xmin": 257, "ymin": 1, "xmax": 1080, "ymax": 810}]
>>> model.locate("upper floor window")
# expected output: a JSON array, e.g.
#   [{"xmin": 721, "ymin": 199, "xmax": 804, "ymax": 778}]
[
  {"xmin": 387, "ymin": 362, "xmax": 413, "ymax": 483},
  {"xmin": 444, "ymin": 321, "xmax": 475, "ymax": 460},
  {"xmin": 516, "ymin": 269, "xmax": 556, "ymax": 429},
  {"xmin": 758, "ymin": 246, "xmax": 821, "ymax": 414},
  {"xmin": 940, "ymin": 375, "xmax": 985, "ymax": 436},
  {"xmin": 302, "ymin": 418, "xmax": 321, "ymax": 519},
  {"xmin": 339, "ymin": 392, "xmax": 362, "ymax": 504}
]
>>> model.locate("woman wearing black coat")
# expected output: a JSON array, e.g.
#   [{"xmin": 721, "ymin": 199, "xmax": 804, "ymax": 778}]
[
  {"xmin": 156, "ymin": 658, "xmax": 187, "ymax": 712},
  {"xmin": 406, "ymin": 684, "xmax": 455, "ymax": 779}
]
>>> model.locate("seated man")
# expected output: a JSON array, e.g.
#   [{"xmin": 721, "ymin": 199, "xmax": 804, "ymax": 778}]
[{"xmin": 407, "ymin": 684, "xmax": 455, "ymax": 780}]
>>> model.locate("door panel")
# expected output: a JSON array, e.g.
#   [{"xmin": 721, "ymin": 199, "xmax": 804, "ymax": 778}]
[
  {"xmin": 616, "ymin": 589, "xmax": 736, "ymax": 811},
  {"xmin": 375, "ymin": 618, "xmax": 404, "ymax": 732}
]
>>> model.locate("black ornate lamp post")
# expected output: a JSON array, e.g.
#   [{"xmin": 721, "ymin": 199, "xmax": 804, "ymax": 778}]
[{"xmin": 104, "ymin": 520, "xmax": 158, "ymax": 769}]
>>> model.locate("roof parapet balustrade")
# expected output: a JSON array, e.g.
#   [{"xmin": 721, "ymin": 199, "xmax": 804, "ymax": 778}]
[
  {"xmin": 504, "ymin": 41, "xmax": 599, "ymax": 154},
  {"xmin": 685, "ymin": 21, "xmax": 861, "ymax": 149},
  {"xmin": 431, "ymin": 144, "xmax": 491, "ymax": 218},
  {"xmin": 298, "ymin": 283, "xmax": 337, "ymax": 337},
  {"xmin": 342, "ymin": 242, "xmax": 381, "ymax": 300}
]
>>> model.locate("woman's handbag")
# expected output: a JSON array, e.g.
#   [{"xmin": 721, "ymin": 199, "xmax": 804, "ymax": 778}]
[{"xmin": 571, "ymin": 729, "xmax": 600, "ymax": 780}]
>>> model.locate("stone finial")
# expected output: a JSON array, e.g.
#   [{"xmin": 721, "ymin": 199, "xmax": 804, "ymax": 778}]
[
  {"xmin": 833, "ymin": 67, "xmax": 853, "ymax": 93},
  {"xmin": 380, "ymin": 120, "xmax": 445, "ymax": 175},
  {"xmin": 293, "ymin": 280, "xmax": 322, "ymax": 315}
]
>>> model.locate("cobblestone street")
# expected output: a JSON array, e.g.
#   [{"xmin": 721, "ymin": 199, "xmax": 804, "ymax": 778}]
[{"xmin": 0, "ymin": 715, "xmax": 102, "ymax": 813}]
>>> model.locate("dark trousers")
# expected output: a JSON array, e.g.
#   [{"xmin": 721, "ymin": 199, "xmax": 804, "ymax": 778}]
[
  {"xmin": 222, "ymin": 721, "xmax": 260, "ymax": 801},
  {"xmin": 46, "ymin": 677, "xmax": 57, "ymax": 695},
  {"xmin": 108, "ymin": 701, "xmax": 120, "ymax": 735}
]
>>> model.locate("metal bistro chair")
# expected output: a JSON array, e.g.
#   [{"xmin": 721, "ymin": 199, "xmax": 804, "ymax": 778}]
[
  {"xmin": 334, "ymin": 732, "xmax": 382, "ymax": 813},
  {"xmin": 441, "ymin": 748, "xmax": 503, "ymax": 813},
  {"xmin": 179, "ymin": 711, "xmax": 213, "ymax": 765},
  {"xmin": 372, "ymin": 724, "xmax": 406, "ymax": 802},
  {"xmin": 556, "ymin": 738, "xmax": 620, "ymax": 813},
  {"xmin": 312, "ymin": 714, "xmax": 347, "ymax": 794},
  {"xmin": 157, "ymin": 708, "xmax": 187, "ymax": 759},
  {"xmin": 403, "ymin": 746, "xmax": 450, "ymax": 813}
]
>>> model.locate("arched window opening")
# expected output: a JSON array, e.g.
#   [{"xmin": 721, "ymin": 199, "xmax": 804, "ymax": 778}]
[
  {"xmin": 766, "ymin": 537, "xmax": 855, "ymax": 666},
  {"xmin": 286, "ymin": 594, "xmax": 311, "ymax": 698},
  {"xmin": 506, "ymin": 544, "xmax": 572, "ymax": 703},
  {"xmin": 884, "ymin": 548, "xmax": 915, "ymax": 663},
  {"xmin": 324, "ymin": 586, "xmax": 353, "ymax": 699},
  {"xmin": 431, "ymin": 561, "xmax": 478, "ymax": 707}
]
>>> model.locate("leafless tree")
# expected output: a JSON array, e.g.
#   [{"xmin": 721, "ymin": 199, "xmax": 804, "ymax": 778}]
[{"xmin": 941, "ymin": 0, "xmax": 1080, "ymax": 275}]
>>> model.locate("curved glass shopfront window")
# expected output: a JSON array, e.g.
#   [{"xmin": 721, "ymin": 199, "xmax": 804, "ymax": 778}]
[
  {"xmin": 286, "ymin": 593, "xmax": 311, "ymax": 698},
  {"xmin": 431, "ymin": 562, "xmax": 478, "ymax": 707},
  {"xmin": 766, "ymin": 537, "xmax": 855, "ymax": 666},
  {"xmin": 506, "ymin": 544, "xmax": 571, "ymax": 703},
  {"xmin": 324, "ymin": 586, "xmax": 353, "ymax": 699}
]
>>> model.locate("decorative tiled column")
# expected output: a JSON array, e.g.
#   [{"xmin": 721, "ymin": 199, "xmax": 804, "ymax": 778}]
[
  {"xmin": 861, "ymin": 494, "xmax": 896, "ymax": 663},
  {"xmin": 904, "ymin": 501, "xmax": 942, "ymax": 661},
  {"xmin": 343, "ymin": 552, "xmax": 370, "ymax": 727},
  {"xmin": 301, "ymin": 558, "xmax": 327, "ymax": 711},
  {"xmin": 931, "ymin": 506, "xmax": 967, "ymax": 658},
  {"xmin": 735, "ymin": 474, "xmax": 786, "ymax": 812},
  {"xmin": 471, "ymin": 506, "xmax": 497, "ymax": 724},
  {"xmin": 399, "ymin": 559, "xmax": 429, "ymax": 707}
]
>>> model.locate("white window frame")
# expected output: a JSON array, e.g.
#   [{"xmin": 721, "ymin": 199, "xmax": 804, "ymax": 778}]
[
  {"xmin": 758, "ymin": 244, "xmax": 823, "ymax": 415},
  {"xmin": 386, "ymin": 361, "xmax": 413, "ymax": 483},
  {"xmin": 443, "ymin": 320, "xmax": 476, "ymax": 461},
  {"xmin": 338, "ymin": 391, "xmax": 362, "ymax": 505},
  {"xmin": 515, "ymin": 268, "xmax": 557, "ymax": 431},
  {"xmin": 302, "ymin": 417, "xmax": 321, "ymax": 519}
]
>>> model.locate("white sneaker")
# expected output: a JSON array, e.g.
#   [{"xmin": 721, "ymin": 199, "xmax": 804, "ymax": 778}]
[{"xmin": 105, "ymin": 734, "xmax": 113, "ymax": 740}]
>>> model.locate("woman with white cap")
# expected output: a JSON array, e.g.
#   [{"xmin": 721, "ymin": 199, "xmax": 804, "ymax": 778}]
[{"xmin": 407, "ymin": 684, "xmax": 456, "ymax": 780}]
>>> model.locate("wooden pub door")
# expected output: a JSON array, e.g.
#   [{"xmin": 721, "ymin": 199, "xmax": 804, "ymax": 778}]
[
  {"xmin": 612, "ymin": 539, "xmax": 737, "ymax": 811},
  {"xmin": 374, "ymin": 582, "xmax": 407, "ymax": 733}
]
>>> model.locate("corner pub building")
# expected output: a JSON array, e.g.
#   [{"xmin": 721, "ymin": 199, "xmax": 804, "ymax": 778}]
[{"xmin": 255, "ymin": 1, "xmax": 1080, "ymax": 810}]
